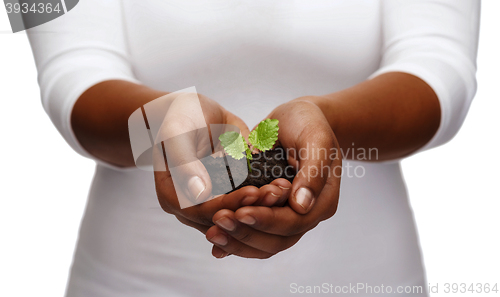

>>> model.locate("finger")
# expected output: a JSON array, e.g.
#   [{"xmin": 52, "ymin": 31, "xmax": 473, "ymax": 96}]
[
  {"xmin": 153, "ymin": 155, "xmax": 180, "ymax": 214},
  {"xmin": 254, "ymin": 184, "xmax": 283, "ymax": 207},
  {"xmin": 219, "ymin": 186, "xmax": 260, "ymax": 209},
  {"xmin": 206, "ymin": 225, "xmax": 273, "ymax": 259},
  {"xmin": 211, "ymin": 245, "xmax": 230, "ymax": 259},
  {"xmin": 155, "ymin": 129, "xmax": 213, "ymax": 206},
  {"xmin": 179, "ymin": 185, "xmax": 261, "ymax": 226},
  {"xmin": 156, "ymin": 93, "xmax": 219, "ymax": 205},
  {"xmin": 269, "ymin": 178, "xmax": 292, "ymax": 205},
  {"xmin": 154, "ymin": 153, "xmax": 213, "ymax": 209},
  {"xmin": 235, "ymin": 174, "xmax": 340, "ymax": 236},
  {"xmin": 289, "ymin": 120, "xmax": 339, "ymax": 214},
  {"xmin": 164, "ymin": 138, "xmax": 214, "ymax": 204},
  {"xmin": 153, "ymin": 133, "xmax": 211, "ymax": 213},
  {"xmin": 234, "ymin": 206, "xmax": 317, "ymax": 236},
  {"xmin": 212, "ymin": 210, "xmax": 303, "ymax": 255}
]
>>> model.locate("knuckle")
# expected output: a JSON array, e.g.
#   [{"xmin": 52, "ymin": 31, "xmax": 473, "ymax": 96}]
[
  {"xmin": 290, "ymin": 98, "xmax": 318, "ymax": 110},
  {"xmin": 235, "ymin": 229, "xmax": 254, "ymax": 243},
  {"xmin": 185, "ymin": 209, "xmax": 213, "ymax": 226},
  {"xmin": 264, "ymin": 209, "xmax": 278, "ymax": 231},
  {"xmin": 229, "ymin": 243, "xmax": 246, "ymax": 256},
  {"xmin": 195, "ymin": 215, "xmax": 214, "ymax": 226},
  {"xmin": 185, "ymin": 205, "xmax": 216, "ymax": 226}
]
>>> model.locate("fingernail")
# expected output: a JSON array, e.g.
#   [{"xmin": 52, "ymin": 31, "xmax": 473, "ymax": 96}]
[
  {"xmin": 188, "ymin": 176, "xmax": 206, "ymax": 201},
  {"xmin": 216, "ymin": 251, "xmax": 229, "ymax": 259},
  {"xmin": 238, "ymin": 215, "xmax": 256, "ymax": 225},
  {"xmin": 278, "ymin": 186, "xmax": 290, "ymax": 190},
  {"xmin": 215, "ymin": 217, "xmax": 235, "ymax": 231},
  {"xmin": 263, "ymin": 193, "xmax": 278, "ymax": 206},
  {"xmin": 209, "ymin": 234, "xmax": 228, "ymax": 246},
  {"xmin": 270, "ymin": 192, "xmax": 279, "ymax": 197},
  {"xmin": 295, "ymin": 187, "xmax": 313, "ymax": 211}
]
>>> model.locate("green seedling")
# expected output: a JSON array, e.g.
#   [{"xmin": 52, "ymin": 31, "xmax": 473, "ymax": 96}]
[{"xmin": 219, "ymin": 119, "xmax": 279, "ymax": 171}]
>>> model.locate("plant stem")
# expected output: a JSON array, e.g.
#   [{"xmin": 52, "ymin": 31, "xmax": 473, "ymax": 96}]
[{"xmin": 247, "ymin": 158, "xmax": 252, "ymax": 173}]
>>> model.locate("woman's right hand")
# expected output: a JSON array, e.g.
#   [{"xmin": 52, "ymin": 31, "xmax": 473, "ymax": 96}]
[
  {"xmin": 152, "ymin": 92, "xmax": 291, "ymax": 232},
  {"xmin": 206, "ymin": 99, "xmax": 341, "ymax": 259}
]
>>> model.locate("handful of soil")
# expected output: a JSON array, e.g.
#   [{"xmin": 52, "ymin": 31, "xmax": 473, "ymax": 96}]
[{"xmin": 201, "ymin": 146, "xmax": 296, "ymax": 195}]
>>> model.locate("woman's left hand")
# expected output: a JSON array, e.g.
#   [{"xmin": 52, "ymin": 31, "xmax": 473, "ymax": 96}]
[{"xmin": 206, "ymin": 98, "xmax": 342, "ymax": 259}]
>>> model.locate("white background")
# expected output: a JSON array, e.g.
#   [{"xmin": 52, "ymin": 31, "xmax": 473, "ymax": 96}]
[{"xmin": 0, "ymin": 2, "xmax": 498, "ymax": 296}]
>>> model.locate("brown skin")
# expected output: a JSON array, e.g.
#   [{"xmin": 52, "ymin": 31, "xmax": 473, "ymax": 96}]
[
  {"xmin": 72, "ymin": 72, "xmax": 440, "ymax": 259},
  {"xmin": 311, "ymin": 72, "xmax": 441, "ymax": 160},
  {"xmin": 72, "ymin": 81, "xmax": 165, "ymax": 167},
  {"xmin": 73, "ymin": 81, "xmax": 289, "ymax": 231},
  {"xmin": 207, "ymin": 72, "xmax": 440, "ymax": 258}
]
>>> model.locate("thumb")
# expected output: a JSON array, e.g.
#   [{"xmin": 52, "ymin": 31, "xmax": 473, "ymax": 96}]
[
  {"xmin": 155, "ymin": 121, "xmax": 214, "ymax": 208},
  {"xmin": 172, "ymin": 159, "xmax": 213, "ymax": 207},
  {"xmin": 288, "ymin": 132, "xmax": 339, "ymax": 215}
]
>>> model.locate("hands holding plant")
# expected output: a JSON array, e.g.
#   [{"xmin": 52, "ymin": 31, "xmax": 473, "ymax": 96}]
[
  {"xmin": 154, "ymin": 94, "xmax": 342, "ymax": 259},
  {"xmin": 207, "ymin": 98, "xmax": 342, "ymax": 258},
  {"xmin": 153, "ymin": 94, "xmax": 290, "ymax": 234}
]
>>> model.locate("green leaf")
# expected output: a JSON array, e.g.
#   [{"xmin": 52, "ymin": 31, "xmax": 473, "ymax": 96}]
[
  {"xmin": 248, "ymin": 119, "xmax": 279, "ymax": 152},
  {"xmin": 245, "ymin": 146, "xmax": 253, "ymax": 161},
  {"xmin": 219, "ymin": 131, "xmax": 247, "ymax": 160},
  {"xmin": 245, "ymin": 146, "xmax": 253, "ymax": 172}
]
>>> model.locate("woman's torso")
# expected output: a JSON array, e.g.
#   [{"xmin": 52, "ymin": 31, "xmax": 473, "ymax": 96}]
[{"xmin": 66, "ymin": 1, "xmax": 427, "ymax": 296}]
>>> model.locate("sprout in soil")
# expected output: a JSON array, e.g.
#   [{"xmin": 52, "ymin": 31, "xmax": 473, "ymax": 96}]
[{"xmin": 219, "ymin": 119, "xmax": 279, "ymax": 172}]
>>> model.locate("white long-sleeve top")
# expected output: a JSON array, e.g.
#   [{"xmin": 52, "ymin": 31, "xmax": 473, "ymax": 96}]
[{"xmin": 27, "ymin": 1, "xmax": 480, "ymax": 296}]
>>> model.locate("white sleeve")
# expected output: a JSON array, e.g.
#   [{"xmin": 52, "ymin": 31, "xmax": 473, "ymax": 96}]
[
  {"xmin": 370, "ymin": 0, "xmax": 480, "ymax": 153},
  {"xmin": 26, "ymin": 0, "xmax": 140, "ymax": 161}
]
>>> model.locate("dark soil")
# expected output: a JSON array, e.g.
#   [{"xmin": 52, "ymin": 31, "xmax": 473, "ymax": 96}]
[{"xmin": 201, "ymin": 146, "xmax": 296, "ymax": 195}]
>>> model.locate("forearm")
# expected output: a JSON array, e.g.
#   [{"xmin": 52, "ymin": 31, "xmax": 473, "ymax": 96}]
[
  {"xmin": 310, "ymin": 72, "xmax": 441, "ymax": 161},
  {"xmin": 71, "ymin": 80, "xmax": 167, "ymax": 167}
]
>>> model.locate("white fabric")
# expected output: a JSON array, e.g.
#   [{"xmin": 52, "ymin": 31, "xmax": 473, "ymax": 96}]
[{"xmin": 26, "ymin": 0, "xmax": 479, "ymax": 296}]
